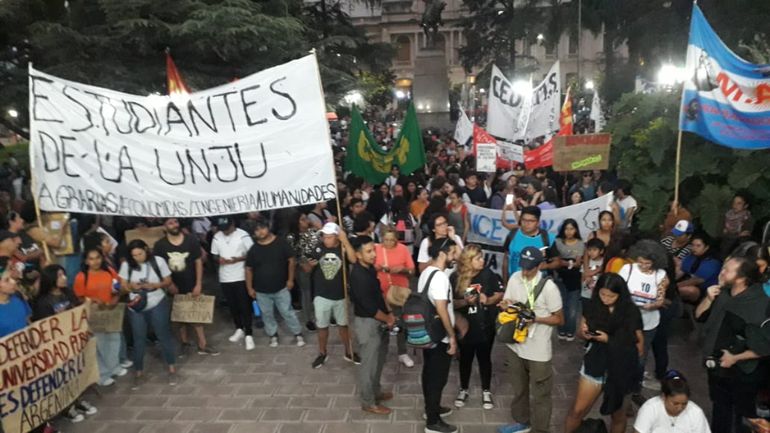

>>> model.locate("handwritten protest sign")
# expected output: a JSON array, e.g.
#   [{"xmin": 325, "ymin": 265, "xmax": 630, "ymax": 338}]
[
  {"xmin": 552, "ymin": 134, "xmax": 612, "ymax": 171},
  {"xmin": 88, "ymin": 303, "xmax": 125, "ymax": 333},
  {"xmin": 475, "ymin": 143, "xmax": 497, "ymax": 173},
  {"xmin": 0, "ymin": 304, "xmax": 98, "ymax": 433},
  {"xmin": 124, "ymin": 226, "xmax": 166, "ymax": 249},
  {"xmin": 171, "ymin": 294, "xmax": 215, "ymax": 324},
  {"xmin": 40, "ymin": 213, "xmax": 73, "ymax": 256},
  {"xmin": 29, "ymin": 54, "xmax": 336, "ymax": 217}
]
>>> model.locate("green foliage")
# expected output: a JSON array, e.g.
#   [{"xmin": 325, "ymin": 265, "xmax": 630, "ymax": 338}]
[{"xmin": 607, "ymin": 91, "xmax": 770, "ymax": 237}]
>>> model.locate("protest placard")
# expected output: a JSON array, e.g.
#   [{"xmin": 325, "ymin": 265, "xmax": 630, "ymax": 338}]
[
  {"xmin": 40, "ymin": 212, "xmax": 73, "ymax": 256},
  {"xmin": 88, "ymin": 303, "xmax": 125, "ymax": 333},
  {"xmin": 171, "ymin": 294, "xmax": 215, "ymax": 324},
  {"xmin": 124, "ymin": 226, "xmax": 166, "ymax": 249},
  {"xmin": 475, "ymin": 143, "xmax": 497, "ymax": 173},
  {"xmin": 29, "ymin": 54, "xmax": 336, "ymax": 217},
  {"xmin": 0, "ymin": 304, "xmax": 98, "ymax": 433},
  {"xmin": 552, "ymin": 133, "xmax": 612, "ymax": 171}
]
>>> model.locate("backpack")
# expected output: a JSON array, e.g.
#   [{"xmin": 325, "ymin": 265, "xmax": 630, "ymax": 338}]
[
  {"xmin": 575, "ymin": 419, "xmax": 608, "ymax": 433},
  {"xmin": 503, "ymin": 228, "xmax": 551, "ymax": 254},
  {"xmin": 496, "ymin": 276, "xmax": 551, "ymax": 344},
  {"xmin": 402, "ymin": 270, "xmax": 449, "ymax": 349}
]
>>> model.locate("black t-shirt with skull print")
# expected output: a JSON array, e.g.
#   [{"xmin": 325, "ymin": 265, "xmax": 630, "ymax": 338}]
[
  {"xmin": 310, "ymin": 245, "xmax": 345, "ymax": 301},
  {"xmin": 154, "ymin": 234, "xmax": 201, "ymax": 294}
]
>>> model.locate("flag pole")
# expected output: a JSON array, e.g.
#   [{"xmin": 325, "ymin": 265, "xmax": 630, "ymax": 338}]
[
  {"xmin": 673, "ymin": 129, "xmax": 684, "ymax": 216},
  {"xmin": 27, "ymin": 62, "xmax": 52, "ymax": 264},
  {"xmin": 309, "ymin": 49, "xmax": 355, "ymax": 357}
]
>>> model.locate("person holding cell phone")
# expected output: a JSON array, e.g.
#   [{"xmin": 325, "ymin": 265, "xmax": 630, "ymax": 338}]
[{"xmin": 564, "ymin": 273, "xmax": 644, "ymax": 433}]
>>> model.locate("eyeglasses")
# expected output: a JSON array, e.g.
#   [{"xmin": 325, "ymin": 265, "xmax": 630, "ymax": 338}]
[
  {"xmin": 434, "ymin": 221, "xmax": 448, "ymax": 227},
  {"xmin": 520, "ymin": 218, "xmax": 538, "ymax": 223}
]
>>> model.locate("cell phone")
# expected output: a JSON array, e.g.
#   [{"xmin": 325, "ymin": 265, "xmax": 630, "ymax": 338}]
[
  {"xmin": 505, "ymin": 194, "xmax": 514, "ymax": 206},
  {"xmin": 588, "ymin": 330, "xmax": 601, "ymax": 336}
]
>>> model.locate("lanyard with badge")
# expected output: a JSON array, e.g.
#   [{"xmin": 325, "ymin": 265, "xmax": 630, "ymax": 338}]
[{"xmin": 522, "ymin": 274, "xmax": 541, "ymax": 308}]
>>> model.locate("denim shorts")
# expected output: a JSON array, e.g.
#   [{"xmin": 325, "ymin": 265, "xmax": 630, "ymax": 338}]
[
  {"xmin": 314, "ymin": 296, "xmax": 347, "ymax": 328},
  {"xmin": 579, "ymin": 363, "xmax": 606, "ymax": 386}
]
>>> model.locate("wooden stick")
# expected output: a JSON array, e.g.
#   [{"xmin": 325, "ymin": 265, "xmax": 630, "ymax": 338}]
[
  {"xmin": 27, "ymin": 106, "xmax": 52, "ymax": 264},
  {"xmin": 673, "ymin": 129, "xmax": 683, "ymax": 216}
]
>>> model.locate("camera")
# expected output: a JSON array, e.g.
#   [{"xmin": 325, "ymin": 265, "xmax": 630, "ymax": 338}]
[{"xmin": 704, "ymin": 356, "xmax": 721, "ymax": 369}]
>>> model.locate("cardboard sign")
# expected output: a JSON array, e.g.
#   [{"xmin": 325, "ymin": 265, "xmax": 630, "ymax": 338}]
[
  {"xmin": 0, "ymin": 304, "xmax": 98, "ymax": 433},
  {"xmin": 88, "ymin": 303, "xmax": 125, "ymax": 333},
  {"xmin": 124, "ymin": 226, "xmax": 166, "ymax": 249},
  {"xmin": 40, "ymin": 212, "xmax": 73, "ymax": 256},
  {"xmin": 171, "ymin": 294, "xmax": 215, "ymax": 324},
  {"xmin": 475, "ymin": 143, "xmax": 497, "ymax": 173},
  {"xmin": 552, "ymin": 133, "xmax": 612, "ymax": 171}
]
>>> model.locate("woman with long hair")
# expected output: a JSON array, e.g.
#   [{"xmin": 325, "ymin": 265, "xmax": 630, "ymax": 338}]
[
  {"xmin": 564, "ymin": 273, "xmax": 644, "ymax": 433},
  {"xmin": 119, "ymin": 239, "xmax": 176, "ymax": 389},
  {"xmin": 74, "ymin": 247, "xmax": 128, "ymax": 387},
  {"xmin": 554, "ymin": 219, "xmax": 585, "ymax": 341},
  {"xmin": 450, "ymin": 244, "xmax": 504, "ymax": 410},
  {"xmin": 588, "ymin": 210, "xmax": 616, "ymax": 248}
]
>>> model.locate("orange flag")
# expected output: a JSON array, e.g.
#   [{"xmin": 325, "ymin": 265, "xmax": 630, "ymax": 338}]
[
  {"xmin": 165, "ymin": 51, "xmax": 191, "ymax": 95},
  {"xmin": 560, "ymin": 85, "xmax": 573, "ymax": 135}
]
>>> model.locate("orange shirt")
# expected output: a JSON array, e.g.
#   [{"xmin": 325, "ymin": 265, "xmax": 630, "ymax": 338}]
[
  {"xmin": 73, "ymin": 268, "xmax": 119, "ymax": 304},
  {"xmin": 374, "ymin": 243, "xmax": 415, "ymax": 295},
  {"xmin": 605, "ymin": 257, "xmax": 632, "ymax": 274},
  {"xmin": 410, "ymin": 200, "xmax": 429, "ymax": 221}
]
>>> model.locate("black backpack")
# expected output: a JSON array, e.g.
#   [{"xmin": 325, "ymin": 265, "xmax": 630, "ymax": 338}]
[
  {"xmin": 402, "ymin": 270, "xmax": 448, "ymax": 349},
  {"xmin": 128, "ymin": 256, "xmax": 163, "ymax": 282},
  {"xmin": 575, "ymin": 419, "xmax": 608, "ymax": 433}
]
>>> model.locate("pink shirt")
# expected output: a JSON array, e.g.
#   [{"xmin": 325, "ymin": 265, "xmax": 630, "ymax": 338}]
[{"xmin": 374, "ymin": 243, "xmax": 415, "ymax": 295}]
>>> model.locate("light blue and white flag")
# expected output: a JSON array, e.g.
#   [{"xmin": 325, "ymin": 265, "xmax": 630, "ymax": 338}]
[{"xmin": 679, "ymin": 5, "xmax": 770, "ymax": 149}]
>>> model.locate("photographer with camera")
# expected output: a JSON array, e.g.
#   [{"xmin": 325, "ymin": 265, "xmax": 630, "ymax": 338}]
[
  {"xmin": 499, "ymin": 246, "xmax": 563, "ymax": 433},
  {"xmin": 696, "ymin": 256, "xmax": 770, "ymax": 433}
]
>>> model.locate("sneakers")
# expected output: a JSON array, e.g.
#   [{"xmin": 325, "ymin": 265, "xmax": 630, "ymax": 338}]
[
  {"xmin": 362, "ymin": 405, "xmax": 391, "ymax": 415},
  {"xmin": 179, "ymin": 342, "xmax": 193, "ymax": 358},
  {"xmin": 565, "ymin": 334, "xmax": 575, "ymax": 342},
  {"xmin": 120, "ymin": 359, "xmax": 134, "ymax": 369},
  {"xmin": 64, "ymin": 406, "xmax": 85, "ymax": 423},
  {"xmin": 496, "ymin": 423, "xmax": 531, "ymax": 433},
  {"xmin": 198, "ymin": 345, "xmax": 221, "ymax": 356},
  {"xmin": 131, "ymin": 375, "xmax": 145, "ymax": 390},
  {"xmin": 399, "ymin": 354, "xmax": 415, "ymax": 368},
  {"xmin": 76, "ymin": 400, "xmax": 98, "ymax": 416},
  {"xmin": 425, "ymin": 419, "xmax": 457, "ymax": 433},
  {"xmin": 229, "ymin": 329, "xmax": 245, "ymax": 343},
  {"xmin": 112, "ymin": 367, "xmax": 128, "ymax": 377},
  {"xmin": 344, "ymin": 352, "xmax": 362, "ymax": 364},
  {"xmin": 642, "ymin": 378, "xmax": 661, "ymax": 391},
  {"xmin": 269, "ymin": 336, "xmax": 279, "ymax": 347},
  {"xmin": 168, "ymin": 371, "xmax": 178, "ymax": 386},
  {"xmin": 482, "ymin": 390, "xmax": 494, "ymax": 410},
  {"xmin": 422, "ymin": 406, "xmax": 453, "ymax": 420},
  {"xmin": 245, "ymin": 336, "xmax": 256, "ymax": 351},
  {"xmin": 557, "ymin": 332, "xmax": 567, "ymax": 341},
  {"xmin": 97, "ymin": 377, "xmax": 115, "ymax": 387},
  {"xmin": 306, "ymin": 321, "xmax": 317, "ymax": 332},
  {"xmin": 312, "ymin": 353, "xmax": 328, "ymax": 369},
  {"xmin": 295, "ymin": 335, "xmax": 306, "ymax": 347},
  {"xmin": 454, "ymin": 389, "xmax": 469, "ymax": 408}
]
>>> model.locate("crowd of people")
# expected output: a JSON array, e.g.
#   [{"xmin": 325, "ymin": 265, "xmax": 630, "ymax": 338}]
[{"xmin": 1, "ymin": 120, "xmax": 769, "ymax": 433}]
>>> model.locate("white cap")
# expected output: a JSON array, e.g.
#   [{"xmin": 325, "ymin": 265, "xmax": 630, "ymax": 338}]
[{"xmin": 320, "ymin": 222, "xmax": 340, "ymax": 236}]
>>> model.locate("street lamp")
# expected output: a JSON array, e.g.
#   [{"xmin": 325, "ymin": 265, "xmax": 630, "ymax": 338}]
[
  {"xmin": 536, "ymin": 34, "xmax": 545, "ymax": 43},
  {"xmin": 395, "ymin": 90, "xmax": 406, "ymax": 99},
  {"xmin": 658, "ymin": 64, "xmax": 688, "ymax": 87},
  {"xmin": 585, "ymin": 80, "xmax": 595, "ymax": 91},
  {"xmin": 7, "ymin": 109, "xmax": 18, "ymax": 118}
]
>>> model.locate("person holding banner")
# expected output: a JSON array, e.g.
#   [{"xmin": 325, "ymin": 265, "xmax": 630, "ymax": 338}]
[
  {"xmin": 154, "ymin": 218, "xmax": 219, "ymax": 357},
  {"xmin": 119, "ymin": 240, "xmax": 177, "ymax": 388},
  {"xmin": 74, "ymin": 247, "xmax": 127, "ymax": 387}
]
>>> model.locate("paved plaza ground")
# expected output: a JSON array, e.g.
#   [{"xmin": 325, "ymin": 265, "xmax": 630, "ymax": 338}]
[{"xmin": 59, "ymin": 295, "xmax": 710, "ymax": 433}]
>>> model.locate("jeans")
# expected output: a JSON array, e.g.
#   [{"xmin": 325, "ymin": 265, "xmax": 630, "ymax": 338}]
[
  {"xmin": 297, "ymin": 265, "xmax": 315, "ymax": 324},
  {"xmin": 95, "ymin": 332, "xmax": 121, "ymax": 382},
  {"xmin": 459, "ymin": 336, "xmax": 494, "ymax": 390},
  {"xmin": 508, "ymin": 350, "xmax": 553, "ymax": 433},
  {"xmin": 128, "ymin": 296, "xmax": 176, "ymax": 371},
  {"xmin": 558, "ymin": 285, "xmax": 580, "ymax": 336},
  {"xmin": 637, "ymin": 327, "xmax": 657, "ymax": 390},
  {"xmin": 652, "ymin": 298, "xmax": 682, "ymax": 379},
  {"xmin": 390, "ymin": 305, "xmax": 407, "ymax": 355},
  {"xmin": 221, "ymin": 281, "xmax": 253, "ymax": 336},
  {"xmin": 354, "ymin": 317, "xmax": 389, "ymax": 407},
  {"xmin": 256, "ymin": 288, "xmax": 303, "ymax": 337},
  {"xmin": 422, "ymin": 342, "xmax": 452, "ymax": 425},
  {"xmin": 709, "ymin": 371, "xmax": 760, "ymax": 433}
]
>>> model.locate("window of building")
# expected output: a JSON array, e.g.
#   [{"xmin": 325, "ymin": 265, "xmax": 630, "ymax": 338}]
[
  {"xmin": 568, "ymin": 32, "xmax": 578, "ymax": 56},
  {"xmin": 395, "ymin": 35, "xmax": 411, "ymax": 63}
]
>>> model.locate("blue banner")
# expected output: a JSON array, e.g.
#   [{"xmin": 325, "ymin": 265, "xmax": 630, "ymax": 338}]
[{"xmin": 679, "ymin": 6, "xmax": 770, "ymax": 149}]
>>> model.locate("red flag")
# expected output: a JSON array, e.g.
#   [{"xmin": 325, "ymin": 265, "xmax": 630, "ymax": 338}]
[
  {"xmin": 524, "ymin": 140, "xmax": 553, "ymax": 169},
  {"xmin": 166, "ymin": 52, "xmax": 191, "ymax": 95},
  {"xmin": 472, "ymin": 125, "xmax": 514, "ymax": 170},
  {"xmin": 560, "ymin": 85, "xmax": 574, "ymax": 135}
]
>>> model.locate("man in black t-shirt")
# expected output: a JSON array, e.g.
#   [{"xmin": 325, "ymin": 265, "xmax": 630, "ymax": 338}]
[
  {"xmin": 307, "ymin": 222, "xmax": 358, "ymax": 368},
  {"xmin": 245, "ymin": 220, "xmax": 305, "ymax": 348},
  {"xmin": 154, "ymin": 218, "xmax": 219, "ymax": 356}
]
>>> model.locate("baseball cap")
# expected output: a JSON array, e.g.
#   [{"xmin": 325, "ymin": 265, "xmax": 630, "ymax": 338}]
[
  {"xmin": 0, "ymin": 230, "xmax": 20, "ymax": 243},
  {"xmin": 216, "ymin": 216, "xmax": 233, "ymax": 230},
  {"xmin": 320, "ymin": 222, "xmax": 340, "ymax": 236},
  {"xmin": 519, "ymin": 246, "xmax": 544, "ymax": 271},
  {"xmin": 672, "ymin": 220, "xmax": 694, "ymax": 236}
]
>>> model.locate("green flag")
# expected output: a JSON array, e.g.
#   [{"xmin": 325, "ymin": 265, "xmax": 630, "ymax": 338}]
[
  {"xmin": 344, "ymin": 105, "xmax": 391, "ymax": 185},
  {"xmin": 344, "ymin": 103, "xmax": 426, "ymax": 185},
  {"xmin": 392, "ymin": 102, "xmax": 426, "ymax": 176}
]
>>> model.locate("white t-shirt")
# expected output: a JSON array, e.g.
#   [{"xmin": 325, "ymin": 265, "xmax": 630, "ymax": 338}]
[
  {"xmin": 119, "ymin": 256, "xmax": 172, "ymax": 311},
  {"xmin": 417, "ymin": 235, "xmax": 464, "ymax": 263},
  {"xmin": 191, "ymin": 218, "xmax": 212, "ymax": 237},
  {"xmin": 417, "ymin": 265, "xmax": 455, "ymax": 344},
  {"xmin": 503, "ymin": 272, "xmax": 562, "ymax": 362},
  {"xmin": 634, "ymin": 396, "xmax": 710, "ymax": 433},
  {"xmin": 211, "ymin": 228, "xmax": 254, "ymax": 283},
  {"xmin": 618, "ymin": 195, "xmax": 638, "ymax": 228},
  {"xmin": 620, "ymin": 263, "xmax": 666, "ymax": 330}
]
